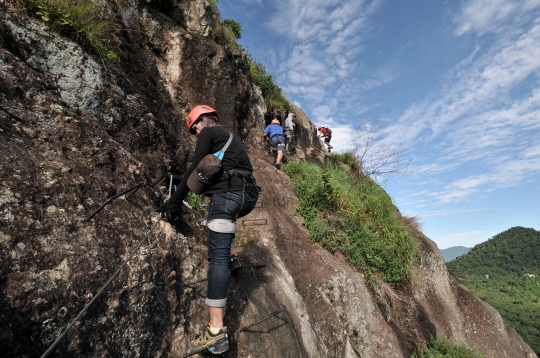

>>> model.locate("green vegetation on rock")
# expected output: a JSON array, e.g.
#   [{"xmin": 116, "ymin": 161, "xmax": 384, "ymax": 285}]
[
  {"xmin": 223, "ymin": 19, "xmax": 241, "ymax": 39},
  {"xmin": 185, "ymin": 192, "xmax": 204, "ymax": 208},
  {"xmin": 248, "ymin": 57, "xmax": 291, "ymax": 115},
  {"xmin": 446, "ymin": 226, "xmax": 540, "ymax": 355},
  {"xmin": 19, "ymin": 0, "xmax": 118, "ymax": 61},
  {"xmin": 283, "ymin": 159, "xmax": 417, "ymax": 284},
  {"xmin": 208, "ymin": 3, "xmax": 239, "ymax": 45},
  {"xmin": 412, "ymin": 337, "xmax": 483, "ymax": 358}
]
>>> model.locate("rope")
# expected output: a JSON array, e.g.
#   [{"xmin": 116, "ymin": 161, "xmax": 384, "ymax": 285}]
[
  {"xmin": 239, "ymin": 309, "xmax": 283, "ymax": 332},
  {"xmin": 84, "ymin": 183, "xmax": 143, "ymax": 222},
  {"xmin": 40, "ymin": 218, "xmax": 160, "ymax": 358}
]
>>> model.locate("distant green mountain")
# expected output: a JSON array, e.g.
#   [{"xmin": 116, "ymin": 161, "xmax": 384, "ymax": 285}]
[
  {"xmin": 440, "ymin": 246, "xmax": 471, "ymax": 262},
  {"xmin": 446, "ymin": 226, "xmax": 540, "ymax": 356}
]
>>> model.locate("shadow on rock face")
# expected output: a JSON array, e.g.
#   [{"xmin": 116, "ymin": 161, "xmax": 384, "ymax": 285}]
[
  {"xmin": 222, "ymin": 244, "xmax": 306, "ymax": 357},
  {"xmin": 168, "ymin": 212, "xmax": 196, "ymax": 238}
]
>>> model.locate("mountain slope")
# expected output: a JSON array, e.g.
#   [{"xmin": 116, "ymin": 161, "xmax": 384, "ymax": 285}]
[
  {"xmin": 446, "ymin": 227, "xmax": 540, "ymax": 355},
  {"xmin": 0, "ymin": 2, "xmax": 536, "ymax": 357},
  {"xmin": 440, "ymin": 246, "xmax": 471, "ymax": 262}
]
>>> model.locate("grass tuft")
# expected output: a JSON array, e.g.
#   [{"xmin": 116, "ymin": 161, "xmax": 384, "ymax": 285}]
[
  {"xmin": 248, "ymin": 58, "xmax": 291, "ymax": 115},
  {"xmin": 212, "ymin": 24, "xmax": 237, "ymax": 45},
  {"xmin": 412, "ymin": 337, "xmax": 483, "ymax": 358},
  {"xmin": 330, "ymin": 151, "xmax": 358, "ymax": 168},
  {"xmin": 283, "ymin": 160, "xmax": 417, "ymax": 284},
  {"xmin": 19, "ymin": 0, "xmax": 118, "ymax": 61}
]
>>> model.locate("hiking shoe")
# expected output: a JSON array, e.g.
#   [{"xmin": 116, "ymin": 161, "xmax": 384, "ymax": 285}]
[
  {"xmin": 275, "ymin": 163, "xmax": 282, "ymax": 170},
  {"xmin": 190, "ymin": 325, "xmax": 229, "ymax": 354},
  {"xmin": 229, "ymin": 254, "xmax": 242, "ymax": 272}
]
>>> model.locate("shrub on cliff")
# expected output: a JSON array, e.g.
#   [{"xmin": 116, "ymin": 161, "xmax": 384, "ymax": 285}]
[
  {"xmin": 283, "ymin": 160, "xmax": 417, "ymax": 284},
  {"xmin": 223, "ymin": 19, "xmax": 241, "ymax": 39},
  {"xmin": 17, "ymin": 0, "xmax": 118, "ymax": 61},
  {"xmin": 248, "ymin": 59, "xmax": 291, "ymax": 115},
  {"xmin": 412, "ymin": 337, "xmax": 482, "ymax": 358}
]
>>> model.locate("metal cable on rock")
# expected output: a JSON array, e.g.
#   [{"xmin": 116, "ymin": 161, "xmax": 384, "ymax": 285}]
[
  {"xmin": 40, "ymin": 218, "xmax": 161, "ymax": 358},
  {"xmin": 84, "ymin": 183, "xmax": 143, "ymax": 222}
]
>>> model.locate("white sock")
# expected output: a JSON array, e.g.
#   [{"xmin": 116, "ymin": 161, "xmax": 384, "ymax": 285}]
[{"xmin": 209, "ymin": 326, "xmax": 221, "ymax": 334}]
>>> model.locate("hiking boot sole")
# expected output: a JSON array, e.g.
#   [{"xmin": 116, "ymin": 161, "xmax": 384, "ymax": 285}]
[{"xmin": 207, "ymin": 340, "xmax": 229, "ymax": 354}]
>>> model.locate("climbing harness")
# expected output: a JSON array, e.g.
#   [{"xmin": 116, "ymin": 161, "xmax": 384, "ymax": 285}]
[{"xmin": 196, "ymin": 219, "xmax": 237, "ymax": 233}]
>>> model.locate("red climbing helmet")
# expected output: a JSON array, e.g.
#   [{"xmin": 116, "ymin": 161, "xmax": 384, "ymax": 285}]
[{"xmin": 186, "ymin": 105, "xmax": 220, "ymax": 134}]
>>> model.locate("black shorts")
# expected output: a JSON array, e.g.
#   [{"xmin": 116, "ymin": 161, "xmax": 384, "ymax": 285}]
[{"xmin": 271, "ymin": 137, "xmax": 286, "ymax": 151}]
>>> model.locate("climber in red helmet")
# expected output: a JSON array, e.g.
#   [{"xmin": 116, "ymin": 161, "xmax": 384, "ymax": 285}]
[
  {"xmin": 158, "ymin": 104, "xmax": 259, "ymax": 354},
  {"xmin": 317, "ymin": 126, "xmax": 333, "ymax": 153}
]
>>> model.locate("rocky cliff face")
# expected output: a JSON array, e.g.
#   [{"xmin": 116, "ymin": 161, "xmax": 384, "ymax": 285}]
[{"xmin": 0, "ymin": 1, "xmax": 536, "ymax": 357}]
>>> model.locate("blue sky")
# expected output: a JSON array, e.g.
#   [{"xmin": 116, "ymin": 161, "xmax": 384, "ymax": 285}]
[{"xmin": 217, "ymin": 0, "xmax": 540, "ymax": 249}]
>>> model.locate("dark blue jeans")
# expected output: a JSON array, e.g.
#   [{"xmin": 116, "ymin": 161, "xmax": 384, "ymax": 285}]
[{"xmin": 205, "ymin": 189, "xmax": 258, "ymax": 307}]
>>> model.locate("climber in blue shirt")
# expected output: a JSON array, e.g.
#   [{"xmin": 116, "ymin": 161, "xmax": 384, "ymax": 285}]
[{"xmin": 263, "ymin": 117, "xmax": 285, "ymax": 169}]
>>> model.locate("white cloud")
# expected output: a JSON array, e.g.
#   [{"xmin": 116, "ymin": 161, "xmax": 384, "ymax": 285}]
[
  {"xmin": 523, "ymin": 143, "xmax": 540, "ymax": 157},
  {"xmin": 391, "ymin": 19, "xmax": 540, "ymax": 148},
  {"xmin": 454, "ymin": 0, "xmax": 540, "ymax": 35},
  {"xmin": 312, "ymin": 105, "xmax": 331, "ymax": 118},
  {"xmin": 330, "ymin": 19, "xmax": 344, "ymax": 32},
  {"xmin": 355, "ymin": 103, "xmax": 381, "ymax": 116},
  {"xmin": 383, "ymin": 19, "xmax": 540, "ymax": 206},
  {"xmin": 425, "ymin": 148, "xmax": 540, "ymax": 204},
  {"xmin": 359, "ymin": 67, "xmax": 397, "ymax": 90},
  {"xmin": 434, "ymin": 188, "xmax": 478, "ymax": 204},
  {"xmin": 320, "ymin": 123, "xmax": 356, "ymax": 153},
  {"xmin": 415, "ymin": 162, "xmax": 461, "ymax": 175},
  {"xmin": 501, "ymin": 155, "xmax": 540, "ymax": 182},
  {"xmin": 448, "ymin": 175, "xmax": 491, "ymax": 190},
  {"xmin": 268, "ymin": 0, "xmax": 384, "ymax": 112},
  {"xmin": 286, "ymin": 84, "xmax": 326, "ymax": 101}
]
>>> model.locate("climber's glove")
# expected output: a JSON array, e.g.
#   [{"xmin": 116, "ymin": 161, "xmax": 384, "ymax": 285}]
[{"xmin": 157, "ymin": 198, "xmax": 183, "ymax": 213}]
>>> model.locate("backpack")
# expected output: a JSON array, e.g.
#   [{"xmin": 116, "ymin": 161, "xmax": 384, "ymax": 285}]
[
  {"xmin": 187, "ymin": 132, "xmax": 233, "ymax": 194},
  {"xmin": 325, "ymin": 127, "xmax": 332, "ymax": 135}
]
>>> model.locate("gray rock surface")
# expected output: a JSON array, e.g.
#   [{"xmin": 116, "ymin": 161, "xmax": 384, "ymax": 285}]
[{"xmin": 0, "ymin": 1, "xmax": 536, "ymax": 357}]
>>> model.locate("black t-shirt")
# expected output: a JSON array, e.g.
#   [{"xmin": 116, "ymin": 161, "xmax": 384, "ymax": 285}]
[{"xmin": 174, "ymin": 126, "xmax": 253, "ymax": 202}]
